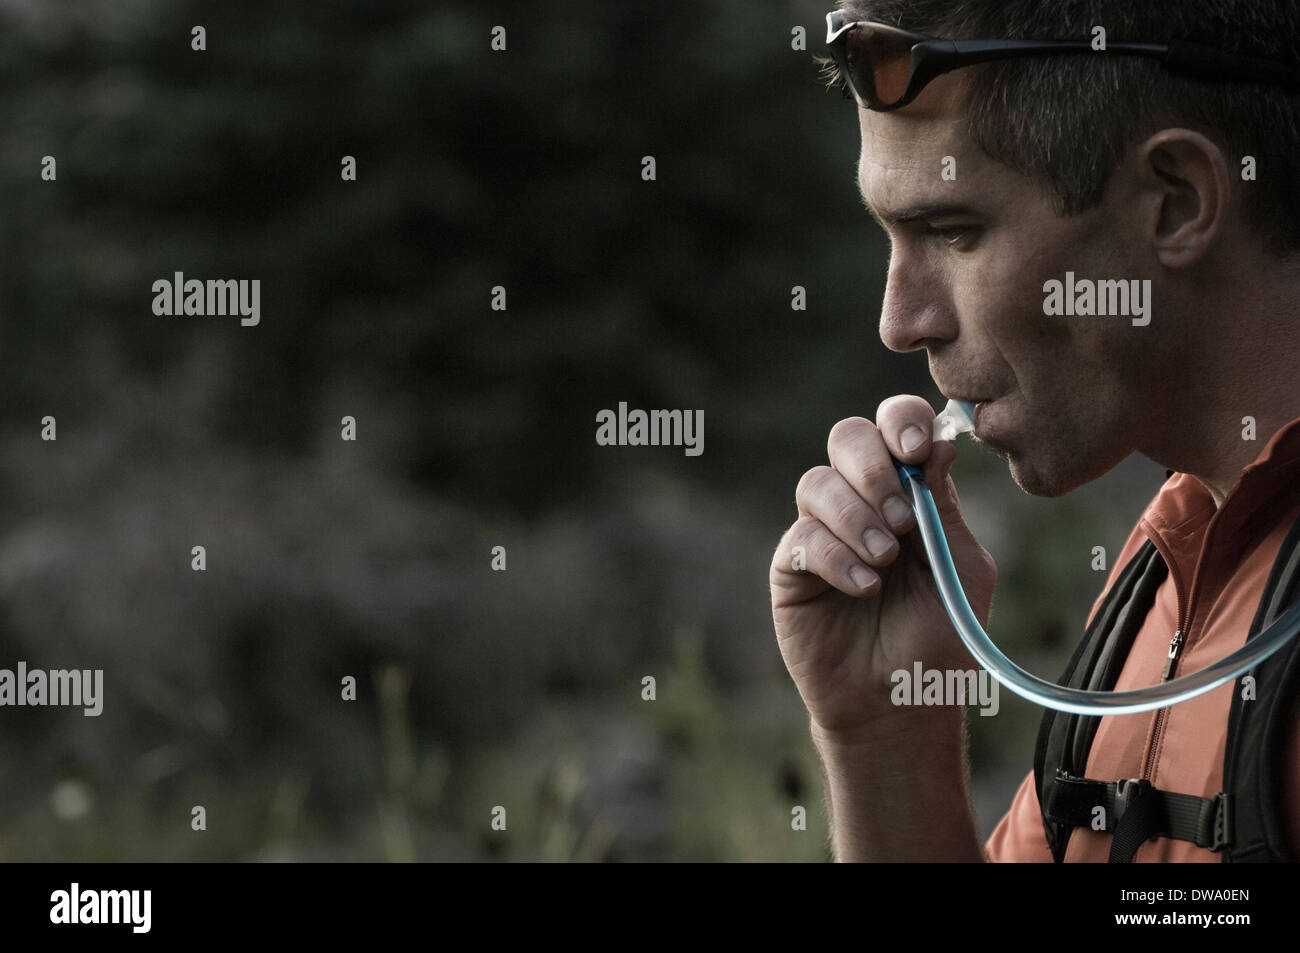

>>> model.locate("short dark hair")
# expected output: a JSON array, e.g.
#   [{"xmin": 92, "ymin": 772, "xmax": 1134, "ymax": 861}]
[{"xmin": 817, "ymin": 0, "xmax": 1300, "ymax": 254}]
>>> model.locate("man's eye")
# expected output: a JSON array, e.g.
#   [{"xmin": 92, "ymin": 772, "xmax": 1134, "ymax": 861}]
[{"xmin": 926, "ymin": 224, "xmax": 973, "ymax": 246}]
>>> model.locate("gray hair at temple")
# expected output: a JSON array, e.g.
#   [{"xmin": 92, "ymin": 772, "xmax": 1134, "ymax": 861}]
[{"xmin": 816, "ymin": 0, "xmax": 1300, "ymax": 254}]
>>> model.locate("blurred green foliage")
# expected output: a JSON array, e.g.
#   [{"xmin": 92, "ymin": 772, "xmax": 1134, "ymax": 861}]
[{"xmin": 0, "ymin": 0, "xmax": 1164, "ymax": 861}]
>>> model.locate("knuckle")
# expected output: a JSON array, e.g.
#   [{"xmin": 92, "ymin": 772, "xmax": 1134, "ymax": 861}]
[
  {"xmin": 773, "ymin": 519, "xmax": 822, "ymax": 578},
  {"xmin": 875, "ymin": 393, "xmax": 924, "ymax": 420},
  {"xmin": 857, "ymin": 459, "xmax": 898, "ymax": 489},
  {"xmin": 832, "ymin": 494, "xmax": 864, "ymax": 529},
  {"xmin": 795, "ymin": 465, "xmax": 832, "ymax": 501},
  {"xmin": 827, "ymin": 416, "xmax": 873, "ymax": 452},
  {"xmin": 788, "ymin": 515, "xmax": 820, "ymax": 543},
  {"xmin": 812, "ymin": 532, "xmax": 843, "ymax": 568}
]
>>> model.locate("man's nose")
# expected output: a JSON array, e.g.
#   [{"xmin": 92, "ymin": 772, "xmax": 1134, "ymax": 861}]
[{"xmin": 878, "ymin": 247, "xmax": 956, "ymax": 353}]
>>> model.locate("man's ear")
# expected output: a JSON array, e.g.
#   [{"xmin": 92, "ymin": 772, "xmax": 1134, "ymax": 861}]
[{"xmin": 1134, "ymin": 128, "xmax": 1231, "ymax": 269}]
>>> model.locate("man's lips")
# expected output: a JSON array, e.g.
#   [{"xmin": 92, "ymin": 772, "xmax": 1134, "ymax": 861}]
[
  {"xmin": 971, "ymin": 399, "xmax": 1008, "ymax": 444},
  {"xmin": 940, "ymin": 394, "xmax": 989, "ymax": 413},
  {"xmin": 939, "ymin": 394, "xmax": 994, "ymax": 435}
]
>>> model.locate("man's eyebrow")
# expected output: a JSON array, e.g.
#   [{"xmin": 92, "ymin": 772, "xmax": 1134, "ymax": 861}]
[
  {"xmin": 854, "ymin": 175, "xmax": 978, "ymax": 227},
  {"xmin": 860, "ymin": 197, "xmax": 980, "ymax": 228}
]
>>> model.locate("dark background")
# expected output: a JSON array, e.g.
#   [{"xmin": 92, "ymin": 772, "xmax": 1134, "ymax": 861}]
[{"xmin": 0, "ymin": 0, "xmax": 1163, "ymax": 860}]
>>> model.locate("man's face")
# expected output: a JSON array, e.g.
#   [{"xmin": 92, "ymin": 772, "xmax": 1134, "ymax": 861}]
[{"xmin": 856, "ymin": 71, "xmax": 1163, "ymax": 496}]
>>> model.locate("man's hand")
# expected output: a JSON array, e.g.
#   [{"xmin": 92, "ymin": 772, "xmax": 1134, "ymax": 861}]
[
  {"xmin": 769, "ymin": 395, "xmax": 997, "ymax": 861},
  {"xmin": 770, "ymin": 394, "xmax": 997, "ymax": 739}
]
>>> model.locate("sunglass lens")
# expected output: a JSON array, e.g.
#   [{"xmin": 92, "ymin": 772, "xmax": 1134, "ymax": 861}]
[{"xmin": 843, "ymin": 25, "xmax": 915, "ymax": 107}]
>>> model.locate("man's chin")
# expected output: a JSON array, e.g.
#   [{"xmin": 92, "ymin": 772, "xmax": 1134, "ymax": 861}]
[
  {"xmin": 972, "ymin": 436, "xmax": 1058, "ymax": 497},
  {"xmin": 975, "ymin": 418, "xmax": 1124, "ymax": 497},
  {"xmin": 972, "ymin": 436, "xmax": 1028, "ymax": 482},
  {"xmin": 1000, "ymin": 450, "xmax": 1092, "ymax": 498}
]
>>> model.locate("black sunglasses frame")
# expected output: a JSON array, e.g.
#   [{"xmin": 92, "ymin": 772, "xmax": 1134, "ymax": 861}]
[{"xmin": 825, "ymin": 10, "xmax": 1300, "ymax": 112}]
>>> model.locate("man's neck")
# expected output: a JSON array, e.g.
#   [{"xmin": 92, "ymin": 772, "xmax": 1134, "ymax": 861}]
[
  {"xmin": 1145, "ymin": 310, "xmax": 1300, "ymax": 508},
  {"xmin": 1182, "ymin": 413, "xmax": 1298, "ymax": 509}
]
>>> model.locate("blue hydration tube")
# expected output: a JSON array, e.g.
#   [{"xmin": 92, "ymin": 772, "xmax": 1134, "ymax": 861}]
[{"xmin": 892, "ymin": 405, "xmax": 1300, "ymax": 715}]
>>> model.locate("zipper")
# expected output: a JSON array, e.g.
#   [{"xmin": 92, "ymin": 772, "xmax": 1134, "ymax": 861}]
[
  {"xmin": 1142, "ymin": 517, "xmax": 1220, "ymax": 780},
  {"xmin": 1162, "ymin": 629, "xmax": 1184, "ymax": 679},
  {"xmin": 1143, "ymin": 618, "xmax": 1192, "ymax": 779}
]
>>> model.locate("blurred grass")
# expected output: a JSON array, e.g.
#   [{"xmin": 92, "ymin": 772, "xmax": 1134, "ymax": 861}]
[{"xmin": 0, "ymin": 409, "xmax": 1160, "ymax": 862}]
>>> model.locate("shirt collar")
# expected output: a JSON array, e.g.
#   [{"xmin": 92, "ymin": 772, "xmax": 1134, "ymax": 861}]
[{"xmin": 1142, "ymin": 416, "xmax": 1300, "ymax": 569}]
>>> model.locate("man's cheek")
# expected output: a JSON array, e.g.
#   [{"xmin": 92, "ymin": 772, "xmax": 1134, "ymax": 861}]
[{"xmin": 968, "ymin": 256, "xmax": 1045, "ymax": 325}]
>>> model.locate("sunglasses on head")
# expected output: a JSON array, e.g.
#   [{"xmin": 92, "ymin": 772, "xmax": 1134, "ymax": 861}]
[{"xmin": 825, "ymin": 10, "xmax": 1300, "ymax": 111}]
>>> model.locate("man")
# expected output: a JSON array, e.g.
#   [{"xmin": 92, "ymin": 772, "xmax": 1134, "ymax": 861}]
[{"xmin": 770, "ymin": 0, "xmax": 1300, "ymax": 861}]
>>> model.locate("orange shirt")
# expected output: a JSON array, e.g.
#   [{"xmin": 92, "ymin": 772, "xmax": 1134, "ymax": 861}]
[{"xmin": 986, "ymin": 416, "xmax": 1300, "ymax": 862}]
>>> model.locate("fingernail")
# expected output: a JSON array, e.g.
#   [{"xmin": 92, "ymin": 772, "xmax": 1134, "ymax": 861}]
[
  {"xmin": 849, "ymin": 565, "xmax": 878, "ymax": 591},
  {"xmin": 883, "ymin": 496, "xmax": 912, "ymax": 528},
  {"xmin": 900, "ymin": 425, "xmax": 926, "ymax": 453},
  {"xmin": 864, "ymin": 528, "xmax": 895, "ymax": 558}
]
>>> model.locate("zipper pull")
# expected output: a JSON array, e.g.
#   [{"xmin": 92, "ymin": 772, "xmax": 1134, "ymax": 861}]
[{"xmin": 1163, "ymin": 629, "xmax": 1184, "ymax": 680}]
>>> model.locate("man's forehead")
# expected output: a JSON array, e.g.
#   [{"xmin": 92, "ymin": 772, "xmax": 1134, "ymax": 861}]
[
  {"xmin": 856, "ymin": 133, "xmax": 970, "ymax": 225},
  {"xmin": 854, "ymin": 71, "xmax": 977, "ymax": 222}
]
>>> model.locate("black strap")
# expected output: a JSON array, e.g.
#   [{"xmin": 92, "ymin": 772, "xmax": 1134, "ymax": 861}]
[
  {"xmin": 1036, "ymin": 507, "xmax": 1300, "ymax": 864},
  {"xmin": 1034, "ymin": 541, "xmax": 1167, "ymax": 861},
  {"xmin": 1043, "ymin": 770, "xmax": 1232, "ymax": 862},
  {"xmin": 1221, "ymin": 511, "xmax": 1300, "ymax": 862}
]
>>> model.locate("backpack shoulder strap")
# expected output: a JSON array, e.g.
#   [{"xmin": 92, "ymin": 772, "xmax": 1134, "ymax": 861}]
[
  {"xmin": 1221, "ymin": 509, "xmax": 1300, "ymax": 862},
  {"xmin": 1034, "ymin": 540, "xmax": 1168, "ymax": 862},
  {"xmin": 1036, "ymin": 509, "xmax": 1300, "ymax": 864}
]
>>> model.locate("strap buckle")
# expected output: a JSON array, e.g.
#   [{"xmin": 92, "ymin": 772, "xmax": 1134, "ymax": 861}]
[
  {"xmin": 1210, "ymin": 792, "xmax": 1233, "ymax": 851},
  {"xmin": 1112, "ymin": 777, "xmax": 1152, "ymax": 826}
]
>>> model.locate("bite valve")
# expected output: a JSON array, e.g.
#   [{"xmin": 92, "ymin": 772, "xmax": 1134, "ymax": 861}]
[{"xmin": 933, "ymin": 398, "xmax": 976, "ymax": 442}]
